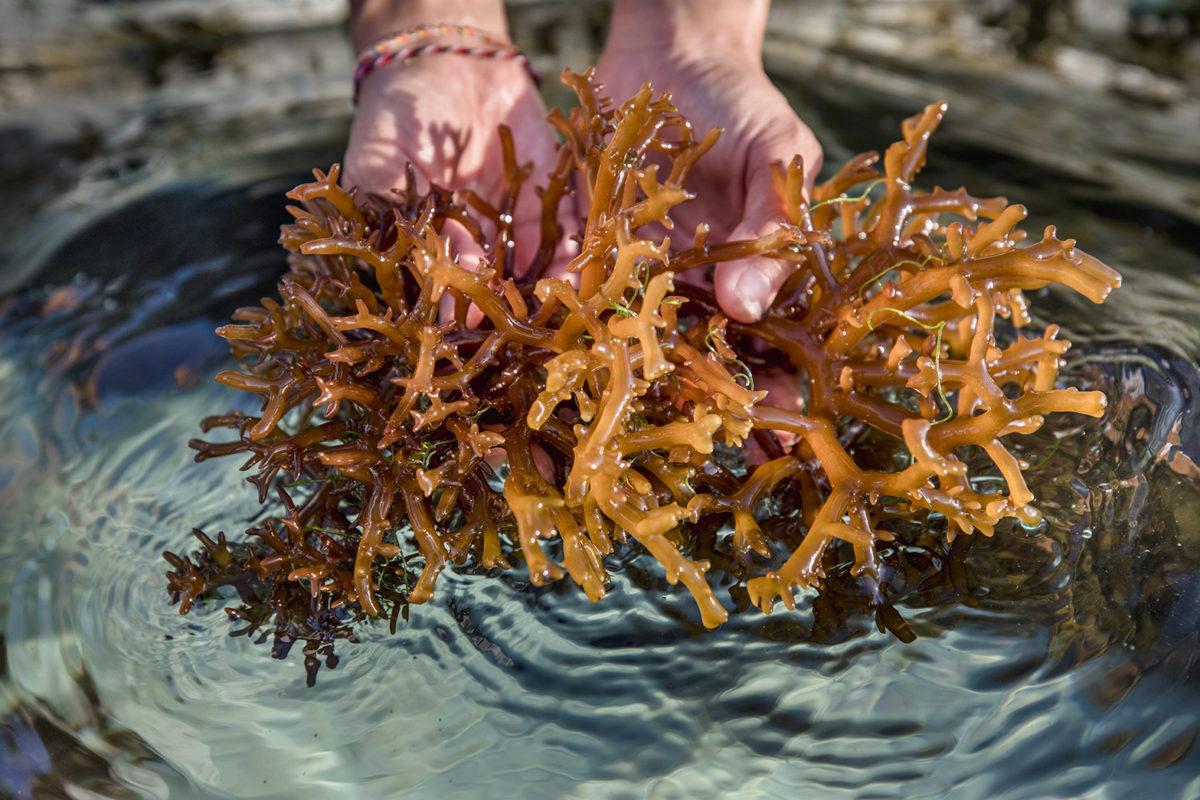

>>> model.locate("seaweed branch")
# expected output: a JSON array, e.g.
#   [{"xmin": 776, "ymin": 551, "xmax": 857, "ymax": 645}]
[{"xmin": 164, "ymin": 70, "xmax": 1121, "ymax": 681}]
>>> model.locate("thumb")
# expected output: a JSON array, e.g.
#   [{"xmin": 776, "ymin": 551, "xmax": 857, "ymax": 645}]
[{"xmin": 713, "ymin": 163, "xmax": 794, "ymax": 324}]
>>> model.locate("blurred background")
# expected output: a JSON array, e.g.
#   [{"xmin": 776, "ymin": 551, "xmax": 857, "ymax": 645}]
[{"xmin": 2, "ymin": 0, "xmax": 1198, "ymax": 256}]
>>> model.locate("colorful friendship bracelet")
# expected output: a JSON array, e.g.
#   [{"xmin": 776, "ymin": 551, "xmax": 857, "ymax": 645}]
[{"xmin": 353, "ymin": 23, "xmax": 541, "ymax": 103}]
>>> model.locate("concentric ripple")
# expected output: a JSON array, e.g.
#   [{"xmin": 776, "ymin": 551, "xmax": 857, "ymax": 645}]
[{"xmin": 2, "ymin": 168, "xmax": 1200, "ymax": 800}]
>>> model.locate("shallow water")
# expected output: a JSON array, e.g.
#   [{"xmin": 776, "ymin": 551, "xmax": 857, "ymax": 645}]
[{"xmin": 3, "ymin": 3, "xmax": 1200, "ymax": 799}]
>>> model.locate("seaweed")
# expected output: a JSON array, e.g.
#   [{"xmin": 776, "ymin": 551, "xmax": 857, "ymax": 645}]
[{"xmin": 164, "ymin": 69, "xmax": 1120, "ymax": 683}]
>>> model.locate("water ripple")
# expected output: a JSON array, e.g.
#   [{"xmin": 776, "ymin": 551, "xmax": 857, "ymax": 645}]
[{"xmin": 1, "ymin": 175, "xmax": 1200, "ymax": 800}]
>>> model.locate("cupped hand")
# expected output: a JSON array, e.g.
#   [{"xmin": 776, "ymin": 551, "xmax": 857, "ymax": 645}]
[
  {"xmin": 344, "ymin": 55, "xmax": 575, "ymax": 276},
  {"xmin": 596, "ymin": 52, "xmax": 823, "ymax": 322}
]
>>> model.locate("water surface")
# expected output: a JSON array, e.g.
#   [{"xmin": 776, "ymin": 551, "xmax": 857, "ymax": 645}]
[{"xmin": 2, "ymin": 3, "xmax": 1200, "ymax": 798}]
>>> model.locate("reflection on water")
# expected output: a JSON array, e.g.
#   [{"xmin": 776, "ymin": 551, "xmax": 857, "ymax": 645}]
[{"xmin": 2, "ymin": 1, "xmax": 1200, "ymax": 798}]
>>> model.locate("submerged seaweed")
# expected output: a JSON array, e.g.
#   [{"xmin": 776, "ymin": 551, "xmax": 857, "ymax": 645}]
[{"xmin": 164, "ymin": 69, "xmax": 1120, "ymax": 684}]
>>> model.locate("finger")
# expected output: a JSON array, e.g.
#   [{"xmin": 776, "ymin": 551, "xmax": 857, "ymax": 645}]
[
  {"xmin": 713, "ymin": 163, "xmax": 794, "ymax": 323},
  {"xmin": 714, "ymin": 111, "xmax": 824, "ymax": 323}
]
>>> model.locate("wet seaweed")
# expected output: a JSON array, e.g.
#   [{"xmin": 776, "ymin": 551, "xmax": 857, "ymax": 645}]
[{"xmin": 164, "ymin": 69, "xmax": 1120, "ymax": 683}]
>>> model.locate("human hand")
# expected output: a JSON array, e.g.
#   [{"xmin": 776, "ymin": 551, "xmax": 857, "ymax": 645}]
[
  {"xmin": 344, "ymin": 18, "xmax": 575, "ymax": 278},
  {"xmin": 597, "ymin": 0, "xmax": 823, "ymax": 323}
]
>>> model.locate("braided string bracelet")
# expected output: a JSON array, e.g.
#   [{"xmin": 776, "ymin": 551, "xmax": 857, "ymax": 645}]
[{"xmin": 353, "ymin": 23, "xmax": 541, "ymax": 103}]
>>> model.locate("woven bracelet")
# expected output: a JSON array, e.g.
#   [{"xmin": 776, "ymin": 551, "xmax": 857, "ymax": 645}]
[{"xmin": 353, "ymin": 23, "xmax": 541, "ymax": 103}]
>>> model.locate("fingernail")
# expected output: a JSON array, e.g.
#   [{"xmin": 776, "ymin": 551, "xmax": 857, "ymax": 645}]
[{"xmin": 736, "ymin": 269, "xmax": 772, "ymax": 321}]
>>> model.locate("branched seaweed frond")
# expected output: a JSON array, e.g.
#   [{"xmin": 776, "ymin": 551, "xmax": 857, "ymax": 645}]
[{"xmin": 164, "ymin": 73, "xmax": 1120, "ymax": 679}]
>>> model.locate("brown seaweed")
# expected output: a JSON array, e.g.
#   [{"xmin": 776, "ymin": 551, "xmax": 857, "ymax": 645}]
[{"xmin": 164, "ymin": 69, "xmax": 1120, "ymax": 682}]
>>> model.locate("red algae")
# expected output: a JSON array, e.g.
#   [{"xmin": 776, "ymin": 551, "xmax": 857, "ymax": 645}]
[{"xmin": 164, "ymin": 70, "xmax": 1120, "ymax": 683}]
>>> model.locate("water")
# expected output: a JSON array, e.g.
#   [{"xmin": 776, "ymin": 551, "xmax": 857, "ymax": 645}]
[{"xmin": 2, "ymin": 2, "xmax": 1200, "ymax": 798}]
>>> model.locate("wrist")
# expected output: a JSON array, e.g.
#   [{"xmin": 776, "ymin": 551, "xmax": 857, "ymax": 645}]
[
  {"xmin": 604, "ymin": 0, "xmax": 769, "ymax": 67},
  {"xmin": 350, "ymin": 8, "xmax": 537, "ymax": 104},
  {"xmin": 349, "ymin": 0, "xmax": 510, "ymax": 51},
  {"xmin": 355, "ymin": 48, "xmax": 533, "ymax": 108}
]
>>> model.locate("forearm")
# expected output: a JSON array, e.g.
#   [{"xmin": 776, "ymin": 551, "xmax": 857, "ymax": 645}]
[
  {"xmin": 348, "ymin": 0, "xmax": 510, "ymax": 51},
  {"xmin": 605, "ymin": 0, "xmax": 769, "ymax": 65}
]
